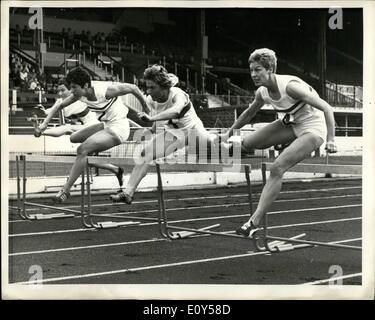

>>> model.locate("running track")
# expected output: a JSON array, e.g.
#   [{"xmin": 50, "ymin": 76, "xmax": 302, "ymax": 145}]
[{"xmin": 8, "ymin": 177, "xmax": 362, "ymax": 286}]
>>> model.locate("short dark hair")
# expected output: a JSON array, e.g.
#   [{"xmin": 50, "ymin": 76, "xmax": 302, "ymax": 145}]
[
  {"xmin": 66, "ymin": 67, "xmax": 91, "ymax": 88},
  {"xmin": 57, "ymin": 77, "xmax": 69, "ymax": 88}
]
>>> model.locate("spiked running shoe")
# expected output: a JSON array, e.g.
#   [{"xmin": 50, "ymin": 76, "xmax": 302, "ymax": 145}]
[
  {"xmin": 110, "ymin": 191, "xmax": 133, "ymax": 204},
  {"xmin": 235, "ymin": 221, "xmax": 259, "ymax": 238},
  {"xmin": 54, "ymin": 190, "xmax": 70, "ymax": 204}
]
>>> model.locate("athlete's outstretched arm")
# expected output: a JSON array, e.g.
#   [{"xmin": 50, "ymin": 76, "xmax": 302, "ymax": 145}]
[
  {"xmin": 137, "ymin": 92, "xmax": 187, "ymax": 122},
  {"xmin": 36, "ymin": 94, "xmax": 78, "ymax": 136},
  {"xmin": 286, "ymin": 81, "xmax": 336, "ymax": 152},
  {"xmin": 43, "ymin": 98, "xmax": 62, "ymax": 116},
  {"xmin": 225, "ymin": 89, "xmax": 264, "ymax": 137},
  {"xmin": 106, "ymin": 83, "xmax": 149, "ymax": 113}
]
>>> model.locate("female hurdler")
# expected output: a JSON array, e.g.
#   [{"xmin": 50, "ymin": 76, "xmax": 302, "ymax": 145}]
[
  {"xmin": 35, "ymin": 67, "xmax": 148, "ymax": 203},
  {"xmin": 110, "ymin": 64, "xmax": 224, "ymax": 204},
  {"xmin": 222, "ymin": 48, "xmax": 337, "ymax": 237},
  {"xmin": 31, "ymin": 78, "xmax": 125, "ymax": 191}
]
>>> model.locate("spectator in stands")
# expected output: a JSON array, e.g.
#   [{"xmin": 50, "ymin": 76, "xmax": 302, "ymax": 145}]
[
  {"xmin": 19, "ymin": 65, "xmax": 29, "ymax": 87},
  {"xmin": 51, "ymin": 83, "xmax": 59, "ymax": 94},
  {"xmin": 221, "ymin": 48, "xmax": 337, "ymax": 237},
  {"xmin": 28, "ymin": 77, "xmax": 38, "ymax": 91},
  {"xmin": 34, "ymin": 67, "xmax": 149, "ymax": 203}
]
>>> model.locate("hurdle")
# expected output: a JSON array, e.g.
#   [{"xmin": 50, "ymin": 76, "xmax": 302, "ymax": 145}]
[
  {"xmin": 153, "ymin": 161, "xmax": 261, "ymax": 241},
  {"xmin": 11, "ymin": 153, "xmax": 141, "ymax": 227},
  {"xmin": 83, "ymin": 156, "xmax": 263, "ymax": 243},
  {"xmin": 14, "ymin": 154, "xmax": 81, "ymax": 220},
  {"xmin": 252, "ymin": 161, "xmax": 362, "ymax": 253},
  {"xmin": 80, "ymin": 157, "xmax": 142, "ymax": 229}
]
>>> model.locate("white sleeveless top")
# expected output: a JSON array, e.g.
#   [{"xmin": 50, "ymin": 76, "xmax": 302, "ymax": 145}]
[
  {"xmin": 79, "ymin": 81, "xmax": 129, "ymax": 122},
  {"xmin": 146, "ymin": 87, "xmax": 202, "ymax": 130},
  {"xmin": 47, "ymin": 98, "xmax": 98, "ymax": 125},
  {"xmin": 51, "ymin": 98, "xmax": 87, "ymax": 118},
  {"xmin": 259, "ymin": 74, "xmax": 324, "ymax": 123}
]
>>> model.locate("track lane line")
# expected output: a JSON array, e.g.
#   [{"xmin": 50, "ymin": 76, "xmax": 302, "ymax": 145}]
[
  {"xmin": 9, "ymin": 218, "xmax": 361, "ymax": 256},
  {"xmin": 302, "ymin": 273, "xmax": 362, "ymax": 285},
  {"xmin": 9, "ymin": 203, "xmax": 361, "ymax": 237},
  {"xmin": 10, "ymin": 185, "xmax": 362, "ymax": 214},
  {"xmin": 12, "ymin": 237, "xmax": 361, "ymax": 284},
  {"xmin": 8, "ymin": 194, "xmax": 362, "ymax": 225}
]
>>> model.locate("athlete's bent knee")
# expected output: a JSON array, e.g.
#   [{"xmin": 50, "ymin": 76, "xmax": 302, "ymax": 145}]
[
  {"xmin": 269, "ymin": 162, "xmax": 287, "ymax": 179},
  {"xmin": 76, "ymin": 144, "xmax": 90, "ymax": 157}
]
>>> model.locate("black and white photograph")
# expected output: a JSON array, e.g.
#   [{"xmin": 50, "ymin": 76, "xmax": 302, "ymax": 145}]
[{"xmin": 1, "ymin": 0, "xmax": 374, "ymax": 300}]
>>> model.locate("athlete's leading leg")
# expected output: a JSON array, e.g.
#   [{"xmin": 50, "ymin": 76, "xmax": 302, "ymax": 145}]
[
  {"xmin": 90, "ymin": 163, "xmax": 124, "ymax": 188},
  {"xmin": 55, "ymin": 128, "xmax": 121, "ymax": 203},
  {"xmin": 237, "ymin": 132, "xmax": 324, "ymax": 236},
  {"xmin": 70, "ymin": 123, "xmax": 104, "ymax": 143},
  {"xmin": 111, "ymin": 131, "xmax": 182, "ymax": 203}
]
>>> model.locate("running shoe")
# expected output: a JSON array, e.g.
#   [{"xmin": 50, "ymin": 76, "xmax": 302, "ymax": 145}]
[
  {"xmin": 110, "ymin": 191, "xmax": 133, "ymax": 204},
  {"xmin": 54, "ymin": 190, "xmax": 70, "ymax": 204},
  {"xmin": 235, "ymin": 221, "xmax": 259, "ymax": 238}
]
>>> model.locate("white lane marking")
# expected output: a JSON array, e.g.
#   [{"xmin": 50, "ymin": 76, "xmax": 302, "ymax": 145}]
[
  {"xmin": 12, "ymin": 237, "xmax": 361, "ymax": 284},
  {"xmin": 9, "ymin": 193, "xmax": 362, "ymax": 223},
  {"xmin": 302, "ymin": 273, "xmax": 362, "ymax": 285},
  {"xmin": 12, "ymin": 186, "xmax": 362, "ymax": 213},
  {"xmin": 9, "ymin": 238, "xmax": 166, "ymax": 256},
  {"xmin": 9, "ymin": 204, "xmax": 362, "ymax": 237},
  {"xmin": 9, "ymin": 194, "xmax": 362, "ymax": 226},
  {"xmin": 9, "ymin": 218, "xmax": 362, "ymax": 256}
]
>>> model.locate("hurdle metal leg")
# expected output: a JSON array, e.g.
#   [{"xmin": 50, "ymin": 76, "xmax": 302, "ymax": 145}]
[
  {"xmin": 16, "ymin": 154, "xmax": 79, "ymax": 220},
  {"xmin": 80, "ymin": 167, "xmax": 92, "ymax": 228},
  {"xmin": 156, "ymin": 163, "xmax": 178, "ymax": 239},
  {"xmin": 81, "ymin": 159, "xmax": 142, "ymax": 229},
  {"xmin": 21, "ymin": 155, "xmax": 28, "ymax": 219},
  {"xmin": 258, "ymin": 162, "xmax": 361, "ymax": 252},
  {"xmin": 244, "ymin": 165, "xmax": 253, "ymax": 214},
  {"xmin": 16, "ymin": 155, "xmax": 25, "ymax": 219},
  {"xmin": 260, "ymin": 163, "xmax": 278, "ymax": 253}
]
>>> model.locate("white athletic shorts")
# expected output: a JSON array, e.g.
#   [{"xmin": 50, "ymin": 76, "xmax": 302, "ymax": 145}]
[
  {"xmin": 103, "ymin": 117, "xmax": 130, "ymax": 143},
  {"xmin": 165, "ymin": 121, "xmax": 214, "ymax": 144},
  {"xmin": 80, "ymin": 112, "xmax": 100, "ymax": 127},
  {"xmin": 290, "ymin": 115, "xmax": 327, "ymax": 143}
]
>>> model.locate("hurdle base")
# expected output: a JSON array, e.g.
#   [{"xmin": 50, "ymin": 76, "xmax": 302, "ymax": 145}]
[
  {"xmin": 266, "ymin": 233, "xmax": 310, "ymax": 253},
  {"xmin": 28, "ymin": 213, "xmax": 75, "ymax": 220},
  {"xmin": 170, "ymin": 224, "xmax": 221, "ymax": 239},
  {"xmin": 96, "ymin": 221, "xmax": 140, "ymax": 229}
]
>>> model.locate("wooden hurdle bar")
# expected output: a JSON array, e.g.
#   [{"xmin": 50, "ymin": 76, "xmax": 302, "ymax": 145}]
[{"xmin": 255, "ymin": 161, "xmax": 362, "ymax": 253}]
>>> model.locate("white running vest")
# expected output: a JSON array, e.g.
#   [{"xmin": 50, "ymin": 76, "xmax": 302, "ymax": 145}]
[
  {"xmin": 259, "ymin": 74, "xmax": 324, "ymax": 124},
  {"xmin": 146, "ymin": 87, "xmax": 202, "ymax": 130},
  {"xmin": 79, "ymin": 81, "xmax": 129, "ymax": 122}
]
